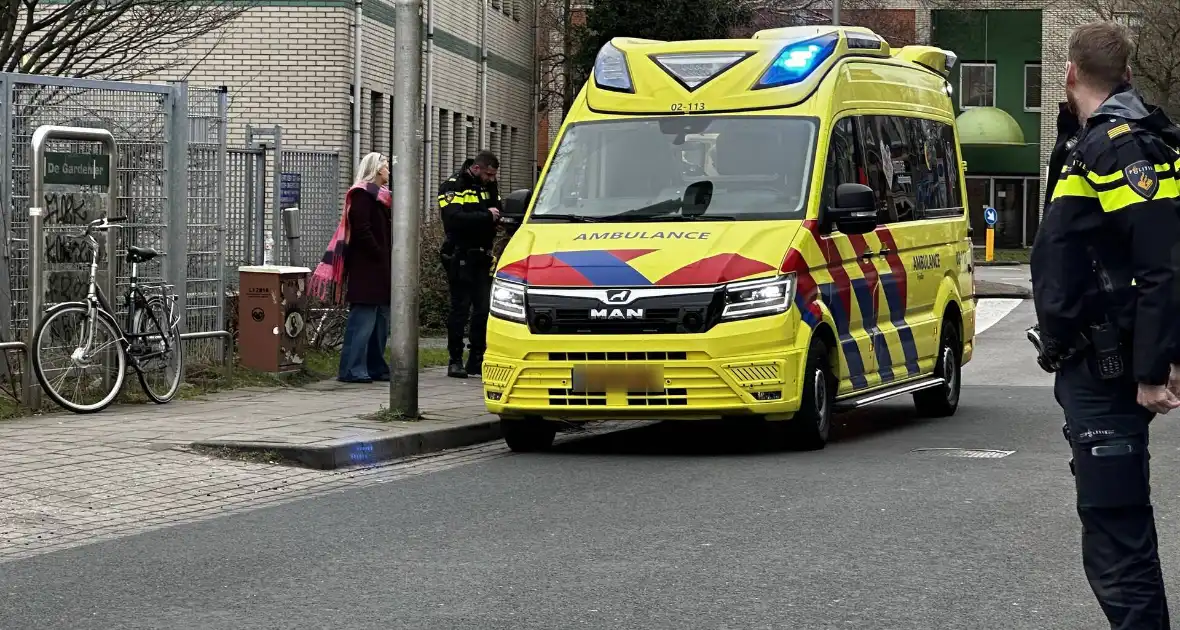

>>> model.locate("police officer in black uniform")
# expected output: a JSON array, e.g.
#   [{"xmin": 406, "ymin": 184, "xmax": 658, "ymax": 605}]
[
  {"xmin": 438, "ymin": 150, "xmax": 501, "ymax": 379},
  {"xmin": 1030, "ymin": 21, "xmax": 1180, "ymax": 629}
]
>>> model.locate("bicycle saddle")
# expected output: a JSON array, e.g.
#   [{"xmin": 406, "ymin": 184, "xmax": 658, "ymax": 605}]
[{"xmin": 127, "ymin": 246, "xmax": 160, "ymax": 263}]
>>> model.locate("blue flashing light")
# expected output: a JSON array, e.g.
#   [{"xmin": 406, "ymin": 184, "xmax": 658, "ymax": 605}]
[
  {"xmin": 594, "ymin": 41, "xmax": 634, "ymax": 93},
  {"xmin": 755, "ymin": 33, "xmax": 839, "ymax": 90}
]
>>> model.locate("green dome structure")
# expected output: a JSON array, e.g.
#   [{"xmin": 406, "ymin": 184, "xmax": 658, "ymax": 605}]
[{"xmin": 955, "ymin": 106, "xmax": 1027, "ymax": 146}]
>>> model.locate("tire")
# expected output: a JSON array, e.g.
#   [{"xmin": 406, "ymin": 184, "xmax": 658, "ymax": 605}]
[
  {"xmin": 784, "ymin": 336, "xmax": 835, "ymax": 451},
  {"xmin": 914, "ymin": 319, "xmax": 962, "ymax": 417},
  {"xmin": 501, "ymin": 417, "xmax": 557, "ymax": 452},
  {"xmin": 132, "ymin": 296, "xmax": 183, "ymax": 404},
  {"xmin": 33, "ymin": 303, "xmax": 127, "ymax": 414}
]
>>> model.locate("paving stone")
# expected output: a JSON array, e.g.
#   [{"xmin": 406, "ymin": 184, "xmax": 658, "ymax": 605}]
[{"xmin": 0, "ymin": 369, "xmax": 501, "ymax": 563}]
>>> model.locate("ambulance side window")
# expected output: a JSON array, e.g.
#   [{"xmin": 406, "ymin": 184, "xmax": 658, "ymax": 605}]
[
  {"xmin": 820, "ymin": 117, "xmax": 859, "ymax": 215},
  {"xmin": 858, "ymin": 116, "xmax": 897, "ymax": 224}
]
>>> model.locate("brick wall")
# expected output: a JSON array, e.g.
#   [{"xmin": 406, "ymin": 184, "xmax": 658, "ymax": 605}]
[{"xmin": 135, "ymin": 0, "xmax": 537, "ymax": 218}]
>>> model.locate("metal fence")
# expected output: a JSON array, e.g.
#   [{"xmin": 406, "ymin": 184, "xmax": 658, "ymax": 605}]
[
  {"xmin": 186, "ymin": 87, "xmax": 229, "ymax": 362},
  {"xmin": 279, "ymin": 150, "xmax": 341, "ymax": 268},
  {"xmin": 226, "ymin": 127, "xmax": 340, "ymax": 277},
  {"xmin": 0, "ymin": 73, "xmax": 231, "ymax": 371},
  {"xmin": 0, "ymin": 74, "xmax": 340, "ymax": 379}
]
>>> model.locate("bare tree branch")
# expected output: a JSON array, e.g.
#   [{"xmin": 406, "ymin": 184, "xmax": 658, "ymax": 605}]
[{"xmin": 1, "ymin": 0, "xmax": 254, "ymax": 79}]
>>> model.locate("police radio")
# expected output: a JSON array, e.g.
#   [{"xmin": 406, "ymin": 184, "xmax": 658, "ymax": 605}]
[{"xmin": 1089, "ymin": 322, "xmax": 1125, "ymax": 380}]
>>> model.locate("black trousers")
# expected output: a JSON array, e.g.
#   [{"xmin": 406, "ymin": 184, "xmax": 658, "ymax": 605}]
[
  {"xmin": 1056, "ymin": 358, "xmax": 1170, "ymax": 629},
  {"xmin": 446, "ymin": 260, "xmax": 492, "ymax": 363}
]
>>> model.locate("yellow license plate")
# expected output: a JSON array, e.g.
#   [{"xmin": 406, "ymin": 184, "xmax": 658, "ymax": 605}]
[{"xmin": 571, "ymin": 364, "xmax": 664, "ymax": 393}]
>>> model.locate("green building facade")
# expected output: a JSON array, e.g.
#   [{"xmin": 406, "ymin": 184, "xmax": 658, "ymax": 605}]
[{"xmin": 932, "ymin": 9, "xmax": 1044, "ymax": 249}]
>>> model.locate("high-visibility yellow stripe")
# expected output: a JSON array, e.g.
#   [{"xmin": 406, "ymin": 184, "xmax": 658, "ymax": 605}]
[
  {"xmin": 1051, "ymin": 174, "xmax": 1098, "ymax": 201},
  {"xmin": 1098, "ymin": 177, "xmax": 1180, "ymax": 212},
  {"xmin": 1086, "ymin": 162, "xmax": 1174, "ymax": 186},
  {"xmin": 437, "ymin": 193, "xmax": 480, "ymax": 207}
]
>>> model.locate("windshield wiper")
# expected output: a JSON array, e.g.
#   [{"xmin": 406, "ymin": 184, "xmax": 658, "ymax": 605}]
[
  {"xmin": 603, "ymin": 213, "xmax": 737, "ymax": 222},
  {"xmin": 529, "ymin": 213, "xmax": 600, "ymax": 223}
]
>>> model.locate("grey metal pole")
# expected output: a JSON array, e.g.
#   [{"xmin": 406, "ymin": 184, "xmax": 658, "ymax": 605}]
[
  {"xmin": 479, "ymin": 0, "xmax": 488, "ymax": 149},
  {"xmin": 391, "ymin": 0, "xmax": 423, "ymax": 417},
  {"xmin": 26, "ymin": 125, "xmax": 118, "ymax": 408},
  {"xmin": 422, "ymin": 0, "xmax": 434, "ymax": 213},
  {"xmin": 352, "ymin": 0, "xmax": 364, "ymax": 166},
  {"xmin": 216, "ymin": 86, "xmax": 230, "ymax": 364},
  {"xmin": 832, "ymin": 0, "xmax": 840, "ymax": 25}
]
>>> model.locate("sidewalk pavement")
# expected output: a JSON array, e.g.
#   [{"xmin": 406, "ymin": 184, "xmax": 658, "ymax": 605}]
[
  {"xmin": 975, "ymin": 279, "xmax": 1032, "ymax": 300},
  {"xmin": 0, "ymin": 367, "xmax": 500, "ymax": 563}
]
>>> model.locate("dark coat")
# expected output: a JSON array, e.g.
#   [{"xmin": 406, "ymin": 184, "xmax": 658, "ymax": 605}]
[{"xmin": 344, "ymin": 184, "xmax": 392, "ymax": 305}]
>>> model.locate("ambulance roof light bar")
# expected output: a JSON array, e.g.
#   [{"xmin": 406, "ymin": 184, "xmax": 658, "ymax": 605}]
[{"xmin": 753, "ymin": 32, "xmax": 839, "ymax": 90}]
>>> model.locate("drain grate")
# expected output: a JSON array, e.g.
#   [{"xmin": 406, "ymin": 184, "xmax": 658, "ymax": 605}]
[{"xmin": 911, "ymin": 448, "xmax": 1015, "ymax": 459}]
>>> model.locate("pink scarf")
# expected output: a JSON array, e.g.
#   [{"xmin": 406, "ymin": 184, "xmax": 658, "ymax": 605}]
[{"xmin": 309, "ymin": 183, "xmax": 392, "ymax": 304}]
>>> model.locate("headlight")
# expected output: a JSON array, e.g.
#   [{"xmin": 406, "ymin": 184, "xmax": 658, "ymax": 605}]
[
  {"xmin": 490, "ymin": 279, "xmax": 526, "ymax": 322},
  {"xmin": 722, "ymin": 274, "xmax": 796, "ymax": 320}
]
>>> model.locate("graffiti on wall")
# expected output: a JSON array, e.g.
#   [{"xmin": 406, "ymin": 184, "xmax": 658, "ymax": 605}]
[{"xmin": 42, "ymin": 185, "xmax": 106, "ymax": 310}]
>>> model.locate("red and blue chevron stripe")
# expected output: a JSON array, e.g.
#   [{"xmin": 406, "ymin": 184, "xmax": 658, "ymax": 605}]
[{"xmin": 496, "ymin": 250, "xmax": 775, "ymax": 287}]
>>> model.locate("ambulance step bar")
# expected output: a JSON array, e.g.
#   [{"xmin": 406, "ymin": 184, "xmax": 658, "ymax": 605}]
[{"xmin": 834, "ymin": 376, "xmax": 945, "ymax": 410}]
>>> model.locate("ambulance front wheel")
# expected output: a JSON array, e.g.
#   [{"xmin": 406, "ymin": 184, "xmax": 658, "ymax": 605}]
[
  {"xmin": 501, "ymin": 416, "xmax": 557, "ymax": 452},
  {"xmin": 784, "ymin": 336, "xmax": 835, "ymax": 451}
]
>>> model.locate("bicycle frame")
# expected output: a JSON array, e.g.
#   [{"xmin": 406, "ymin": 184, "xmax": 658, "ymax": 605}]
[{"xmin": 74, "ymin": 230, "xmax": 177, "ymax": 371}]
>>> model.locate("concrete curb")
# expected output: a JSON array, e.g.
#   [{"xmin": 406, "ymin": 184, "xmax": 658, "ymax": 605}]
[
  {"xmin": 191, "ymin": 418, "xmax": 503, "ymax": 470},
  {"xmin": 975, "ymin": 261, "xmax": 1029, "ymax": 267}
]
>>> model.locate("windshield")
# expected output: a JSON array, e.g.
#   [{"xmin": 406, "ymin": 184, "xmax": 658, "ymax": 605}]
[{"xmin": 530, "ymin": 116, "xmax": 817, "ymax": 223}]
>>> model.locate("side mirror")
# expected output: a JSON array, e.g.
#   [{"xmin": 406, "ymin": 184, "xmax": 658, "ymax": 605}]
[
  {"xmin": 501, "ymin": 188, "xmax": 531, "ymax": 226},
  {"xmin": 827, "ymin": 183, "xmax": 878, "ymax": 235}
]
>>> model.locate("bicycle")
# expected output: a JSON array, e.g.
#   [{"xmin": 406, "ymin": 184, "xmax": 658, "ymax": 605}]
[{"xmin": 31, "ymin": 216, "xmax": 183, "ymax": 414}]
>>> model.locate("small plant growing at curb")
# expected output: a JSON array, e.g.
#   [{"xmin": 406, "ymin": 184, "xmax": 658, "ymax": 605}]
[{"xmin": 368, "ymin": 405, "xmax": 419, "ymax": 422}]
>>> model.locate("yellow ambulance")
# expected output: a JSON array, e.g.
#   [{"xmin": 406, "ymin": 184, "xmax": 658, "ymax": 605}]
[{"xmin": 485, "ymin": 25, "xmax": 977, "ymax": 452}]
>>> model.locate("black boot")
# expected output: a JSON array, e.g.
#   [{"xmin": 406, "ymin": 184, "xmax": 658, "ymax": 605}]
[
  {"xmin": 465, "ymin": 353, "xmax": 483, "ymax": 377},
  {"xmin": 448, "ymin": 360, "xmax": 468, "ymax": 379}
]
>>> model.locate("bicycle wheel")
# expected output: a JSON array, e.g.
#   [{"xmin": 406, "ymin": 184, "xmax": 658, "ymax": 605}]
[
  {"xmin": 33, "ymin": 303, "xmax": 126, "ymax": 414},
  {"xmin": 131, "ymin": 295, "xmax": 183, "ymax": 404}
]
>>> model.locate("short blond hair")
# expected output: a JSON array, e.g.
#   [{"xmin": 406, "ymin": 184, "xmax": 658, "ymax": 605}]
[
  {"xmin": 354, "ymin": 152, "xmax": 388, "ymax": 185},
  {"xmin": 1068, "ymin": 21, "xmax": 1133, "ymax": 91}
]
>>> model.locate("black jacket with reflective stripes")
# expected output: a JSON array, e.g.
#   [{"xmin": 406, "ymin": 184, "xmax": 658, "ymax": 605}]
[
  {"xmin": 1031, "ymin": 86, "xmax": 1180, "ymax": 385},
  {"xmin": 437, "ymin": 165, "xmax": 501, "ymax": 252}
]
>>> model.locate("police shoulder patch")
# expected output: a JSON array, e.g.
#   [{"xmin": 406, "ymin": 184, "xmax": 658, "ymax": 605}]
[
  {"xmin": 444, "ymin": 191, "xmax": 456, "ymax": 202},
  {"xmin": 1124, "ymin": 160, "xmax": 1159, "ymax": 200}
]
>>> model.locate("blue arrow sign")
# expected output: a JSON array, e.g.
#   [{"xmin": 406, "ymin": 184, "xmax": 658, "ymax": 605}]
[{"xmin": 983, "ymin": 206, "xmax": 998, "ymax": 227}]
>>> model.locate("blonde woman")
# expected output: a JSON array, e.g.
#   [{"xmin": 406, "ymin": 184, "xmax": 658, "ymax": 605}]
[{"xmin": 335, "ymin": 152, "xmax": 393, "ymax": 383}]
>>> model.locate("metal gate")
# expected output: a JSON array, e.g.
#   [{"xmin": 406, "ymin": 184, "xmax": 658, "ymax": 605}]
[{"xmin": 0, "ymin": 74, "xmax": 231, "ymax": 368}]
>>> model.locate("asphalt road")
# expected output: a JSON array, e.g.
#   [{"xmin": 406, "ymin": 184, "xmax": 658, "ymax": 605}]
[{"xmin": 6, "ymin": 299, "xmax": 1180, "ymax": 630}]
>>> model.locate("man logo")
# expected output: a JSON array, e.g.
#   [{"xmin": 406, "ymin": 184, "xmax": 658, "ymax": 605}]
[
  {"xmin": 605, "ymin": 289, "xmax": 632, "ymax": 304},
  {"xmin": 590, "ymin": 308, "xmax": 644, "ymax": 320}
]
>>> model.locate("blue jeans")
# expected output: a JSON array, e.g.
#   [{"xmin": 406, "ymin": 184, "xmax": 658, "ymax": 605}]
[{"xmin": 337, "ymin": 304, "xmax": 390, "ymax": 382}]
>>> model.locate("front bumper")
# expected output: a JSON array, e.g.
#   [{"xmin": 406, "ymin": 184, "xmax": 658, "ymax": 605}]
[{"xmin": 481, "ymin": 315, "xmax": 809, "ymax": 421}]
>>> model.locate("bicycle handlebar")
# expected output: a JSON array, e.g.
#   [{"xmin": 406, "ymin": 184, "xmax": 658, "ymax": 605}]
[{"xmin": 68, "ymin": 216, "xmax": 128, "ymax": 240}]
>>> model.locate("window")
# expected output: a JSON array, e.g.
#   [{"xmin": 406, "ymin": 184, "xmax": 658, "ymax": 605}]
[
  {"xmin": 860, "ymin": 116, "xmax": 964, "ymax": 223},
  {"xmin": 370, "ymin": 91, "xmax": 383, "ymax": 153},
  {"xmin": 1024, "ymin": 63, "xmax": 1042, "ymax": 112},
  {"xmin": 959, "ymin": 63, "xmax": 996, "ymax": 109},
  {"xmin": 1113, "ymin": 11, "xmax": 1142, "ymax": 33},
  {"xmin": 532, "ymin": 116, "xmax": 818, "ymax": 222},
  {"xmin": 821, "ymin": 117, "xmax": 859, "ymax": 216}
]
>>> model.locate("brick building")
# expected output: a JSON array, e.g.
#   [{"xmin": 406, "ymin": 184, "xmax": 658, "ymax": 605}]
[{"xmin": 141, "ymin": 0, "xmax": 539, "ymax": 210}]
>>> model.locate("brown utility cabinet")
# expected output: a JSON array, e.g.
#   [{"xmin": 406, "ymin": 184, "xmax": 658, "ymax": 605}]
[{"xmin": 237, "ymin": 265, "xmax": 311, "ymax": 373}]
